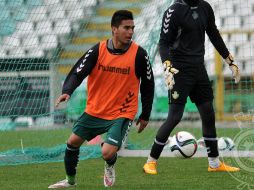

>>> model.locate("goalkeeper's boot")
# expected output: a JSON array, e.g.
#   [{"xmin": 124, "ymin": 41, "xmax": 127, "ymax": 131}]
[
  {"xmin": 48, "ymin": 179, "xmax": 76, "ymax": 189},
  {"xmin": 104, "ymin": 163, "xmax": 116, "ymax": 187},
  {"xmin": 143, "ymin": 161, "xmax": 157, "ymax": 175},
  {"xmin": 208, "ymin": 162, "xmax": 240, "ymax": 172}
]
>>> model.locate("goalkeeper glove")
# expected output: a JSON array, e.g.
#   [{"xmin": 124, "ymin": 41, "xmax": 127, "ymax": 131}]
[
  {"xmin": 163, "ymin": 60, "xmax": 179, "ymax": 90},
  {"xmin": 224, "ymin": 54, "xmax": 241, "ymax": 84}
]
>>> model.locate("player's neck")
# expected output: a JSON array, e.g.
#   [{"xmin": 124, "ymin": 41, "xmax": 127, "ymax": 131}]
[{"xmin": 112, "ymin": 38, "xmax": 130, "ymax": 50}]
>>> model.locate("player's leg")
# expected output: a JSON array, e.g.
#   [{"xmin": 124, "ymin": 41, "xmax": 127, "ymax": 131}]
[
  {"xmin": 144, "ymin": 66, "xmax": 193, "ymax": 174},
  {"xmin": 48, "ymin": 133, "xmax": 84, "ymax": 189},
  {"xmin": 197, "ymin": 101, "xmax": 239, "ymax": 172},
  {"xmin": 196, "ymin": 101, "xmax": 219, "ymax": 167},
  {"xmin": 48, "ymin": 113, "xmax": 95, "ymax": 189},
  {"xmin": 101, "ymin": 143, "xmax": 118, "ymax": 187},
  {"xmin": 193, "ymin": 65, "xmax": 239, "ymax": 172},
  {"xmin": 143, "ymin": 104, "xmax": 185, "ymax": 174},
  {"xmin": 102, "ymin": 118, "xmax": 132, "ymax": 187}
]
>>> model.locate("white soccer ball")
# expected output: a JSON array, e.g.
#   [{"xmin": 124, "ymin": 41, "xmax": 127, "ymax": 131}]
[
  {"xmin": 218, "ymin": 137, "xmax": 235, "ymax": 151},
  {"xmin": 169, "ymin": 131, "xmax": 198, "ymax": 158}
]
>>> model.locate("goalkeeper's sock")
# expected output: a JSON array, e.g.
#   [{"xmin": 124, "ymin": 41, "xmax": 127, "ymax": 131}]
[
  {"xmin": 208, "ymin": 157, "xmax": 220, "ymax": 168},
  {"xmin": 66, "ymin": 175, "xmax": 76, "ymax": 185},
  {"xmin": 150, "ymin": 138, "xmax": 168, "ymax": 160},
  {"xmin": 204, "ymin": 137, "xmax": 219, "ymax": 158},
  {"xmin": 64, "ymin": 144, "xmax": 80, "ymax": 177},
  {"xmin": 147, "ymin": 155, "xmax": 157, "ymax": 163}
]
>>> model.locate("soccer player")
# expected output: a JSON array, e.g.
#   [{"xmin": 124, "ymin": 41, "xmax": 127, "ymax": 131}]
[
  {"xmin": 48, "ymin": 10, "xmax": 154, "ymax": 188},
  {"xmin": 143, "ymin": 0, "xmax": 240, "ymax": 174}
]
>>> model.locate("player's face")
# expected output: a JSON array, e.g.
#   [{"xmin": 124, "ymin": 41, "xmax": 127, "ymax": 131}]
[{"xmin": 113, "ymin": 20, "xmax": 135, "ymax": 46}]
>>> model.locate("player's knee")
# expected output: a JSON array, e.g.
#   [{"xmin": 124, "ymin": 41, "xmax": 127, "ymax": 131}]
[
  {"xmin": 102, "ymin": 149, "xmax": 116, "ymax": 160},
  {"xmin": 101, "ymin": 145, "xmax": 118, "ymax": 160}
]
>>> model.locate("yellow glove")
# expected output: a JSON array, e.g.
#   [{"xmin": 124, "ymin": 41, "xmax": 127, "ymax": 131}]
[
  {"xmin": 225, "ymin": 54, "xmax": 241, "ymax": 84},
  {"xmin": 163, "ymin": 60, "xmax": 179, "ymax": 90}
]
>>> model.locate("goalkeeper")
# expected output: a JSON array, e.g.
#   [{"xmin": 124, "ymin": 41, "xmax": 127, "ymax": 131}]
[
  {"xmin": 143, "ymin": 0, "xmax": 240, "ymax": 174},
  {"xmin": 48, "ymin": 10, "xmax": 154, "ymax": 188}
]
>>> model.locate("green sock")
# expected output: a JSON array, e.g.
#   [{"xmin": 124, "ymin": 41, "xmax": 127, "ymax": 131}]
[{"xmin": 66, "ymin": 175, "xmax": 75, "ymax": 185}]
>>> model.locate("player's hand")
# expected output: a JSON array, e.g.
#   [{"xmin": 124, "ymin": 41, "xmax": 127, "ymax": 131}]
[
  {"xmin": 163, "ymin": 60, "xmax": 179, "ymax": 90},
  {"xmin": 225, "ymin": 54, "xmax": 241, "ymax": 84},
  {"xmin": 55, "ymin": 94, "xmax": 70, "ymax": 107},
  {"xmin": 136, "ymin": 119, "xmax": 149, "ymax": 133}
]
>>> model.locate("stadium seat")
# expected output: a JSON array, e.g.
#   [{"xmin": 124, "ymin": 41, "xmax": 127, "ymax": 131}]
[
  {"xmin": 215, "ymin": 1, "xmax": 235, "ymax": 17},
  {"xmin": 2, "ymin": 36, "xmax": 21, "ymax": 47},
  {"xmin": 244, "ymin": 59, "xmax": 254, "ymax": 75},
  {"xmin": 237, "ymin": 43, "xmax": 254, "ymax": 58},
  {"xmin": 22, "ymin": 35, "xmax": 39, "ymax": 49},
  {"xmin": 62, "ymin": 1, "xmax": 79, "ymax": 10},
  {"xmin": 40, "ymin": 34, "xmax": 58, "ymax": 49},
  {"xmin": 66, "ymin": 9, "xmax": 84, "ymax": 20},
  {"xmin": 14, "ymin": 21, "xmax": 34, "ymax": 36},
  {"xmin": 52, "ymin": 20, "xmax": 71, "ymax": 35},
  {"xmin": 34, "ymin": 20, "xmax": 52, "ymax": 35},
  {"xmin": 0, "ymin": 49, "xmax": 6, "ymax": 58},
  {"xmin": 235, "ymin": 3, "xmax": 252, "ymax": 16},
  {"xmin": 28, "ymin": 7, "xmax": 47, "ymax": 22},
  {"xmin": 222, "ymin": 16, "xmax": 242, "ymax": 30},
  {"xmin": 242, "ymin": 15, "xmax": 254, "ymax": 30},
  {"xmin": 43, "ymin": 0, "xmax": 60, "ymax": 5},
  {"xmin": 79, "ymin": 0, "xmax": 97, "ymax": 7},
  {"xmin": 48, "ymin": 6, "xmax": 66, "ymax": 20},
  {"xmin": 229, "ymin": 33, "xmax": 248, "ymax": 45},
  {"xmin": 7, "ymin": 47, "xmax": 25, "ymax": 58},
  {"xmin": 26, "ymin": 48, "xmax": 44, "ymax": 57}
]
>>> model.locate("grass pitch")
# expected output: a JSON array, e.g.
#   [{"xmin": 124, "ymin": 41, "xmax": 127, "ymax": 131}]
[
  {"xmin": 1, "ymin": 157, "xmax": 242, "ymax": 190},
  {"xmin": 0, "ymin": 126, "xmax": 247, "ymax": 189}
]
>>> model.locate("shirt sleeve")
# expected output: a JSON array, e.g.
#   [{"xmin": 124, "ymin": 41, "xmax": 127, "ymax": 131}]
[
  {"xmin": 62, "ymin": 43, "xmax": 100, "ymax": 95},
  {"xmin": 135, "ymin": 46, "xmax": 155, "ymax": 121},
  {"xmin": 159, "ymin": 6, "xmax": 179, "ymax": 62},
  {"xmin": 205, "ymin": 2, "xmax": 230, "ymax": 59}
]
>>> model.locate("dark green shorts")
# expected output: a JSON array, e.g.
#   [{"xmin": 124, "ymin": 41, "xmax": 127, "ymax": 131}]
[{"xmin": 72, "ymin": 112, "xmax": 132, "ymax": 148}]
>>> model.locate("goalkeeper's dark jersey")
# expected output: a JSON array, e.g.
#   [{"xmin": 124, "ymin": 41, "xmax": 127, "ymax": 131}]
[
  {"xmin": 159, "ymin": 0, "xmax": 229, "ymax": 67},
  {"xmin": 62, "ymin": 40, "xmax": 154, "ymax": 121}
]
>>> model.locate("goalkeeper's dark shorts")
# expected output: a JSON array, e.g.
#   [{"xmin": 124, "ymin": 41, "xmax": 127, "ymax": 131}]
[
  {"xmin": 169, "ymin": 63, "xmax": 214, "ymax": 105},
  {"xmin": 72, "ymin": 112, "xmax": 132, "ymax": 148}
]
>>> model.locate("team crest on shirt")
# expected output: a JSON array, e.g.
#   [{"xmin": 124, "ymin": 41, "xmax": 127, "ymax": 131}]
[
  {"xmin": 172, "ymin": 91, "xmax": 179, "ymax": 99},
  {"xmin": 192, "ymin": 11, "xmax": 198, "ymax": 20}
]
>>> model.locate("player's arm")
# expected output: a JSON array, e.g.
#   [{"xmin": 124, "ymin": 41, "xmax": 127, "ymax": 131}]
[
  {"xmin": 159, "ymin": 6, "xmax": 180, "ymax": 90},
  {"xmin": 56, "ymin": 43, "xmax": 99, "ymax": 106},
  {"xmin": 205, "ymin": 2, "xmax": 240, "ymax": 83},
  {"xmin": 135, "ymin": 47, "xmax": 155, "ymax": 133},
  {"xmin": 158, "ymin": 6, "xmax": 179, "ymax": 63}
]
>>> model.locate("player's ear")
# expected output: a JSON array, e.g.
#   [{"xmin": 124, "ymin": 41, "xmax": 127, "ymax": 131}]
[{"xmin": 112, "ymin": 26, "xmax": 117, "ymax": 35}]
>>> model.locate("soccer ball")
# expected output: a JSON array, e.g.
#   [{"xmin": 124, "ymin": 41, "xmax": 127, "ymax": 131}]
[
  {"xmin": 169, "ymin": 131, "xmax": 198, "ymax": 158},
  {"xmin": 218, "ymin": 137, "xmax": 235, "ymax": 151}
]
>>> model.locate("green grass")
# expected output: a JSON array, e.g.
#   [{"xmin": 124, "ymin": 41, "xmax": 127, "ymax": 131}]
[
  {"xmin": 0, "ymin": 127, "xmax": 243, "ymax": 151},
  {"xmin": 0, "ymin": 127, "xmax": 250, "ymax": 189},
  {"xmin": 0, "ymin": 157, "xmax": 243, "ymax": 190}
]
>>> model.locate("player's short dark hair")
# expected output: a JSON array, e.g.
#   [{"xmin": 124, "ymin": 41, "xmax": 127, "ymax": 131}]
[{"xmin": 111, "ymin": 10, "xmax": 133, "ymax": 27}]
